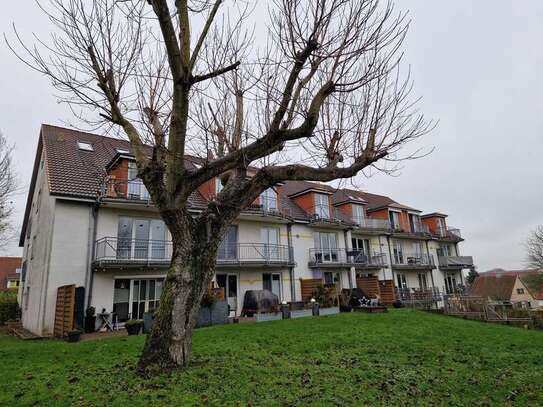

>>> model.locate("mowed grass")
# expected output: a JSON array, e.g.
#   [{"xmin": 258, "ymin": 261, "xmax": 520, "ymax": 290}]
[{"xmin": 1, "ymin": 310, "xmax": 543, "ymax": 406}]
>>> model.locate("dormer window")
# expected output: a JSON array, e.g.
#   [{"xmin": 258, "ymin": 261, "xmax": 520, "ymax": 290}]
[
  {"xmin": 260, "ymin": 188, "xmax": 278, "ymax": 211},
  {"xmin": 77, "ymin": 141, "xmax": 93, "ymax": 151},
  {"xmin": 314, "ymin": 193, "xmax": 330, "ymax": 218},
  {"xmin": 352, "ymin": 204, "xmax": 365, "ymax": 225},
  {"xmin": 409, "ymin": 213, "xmax": 422, "ymax": 233}
]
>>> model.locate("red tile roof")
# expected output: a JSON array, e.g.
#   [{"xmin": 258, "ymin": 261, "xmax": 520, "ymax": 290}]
[{"xmin": 469, "ymin": 274, "xmax": 517, "ymax": 301}]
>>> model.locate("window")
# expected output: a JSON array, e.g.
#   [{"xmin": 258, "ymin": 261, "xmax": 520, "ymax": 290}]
[
  {"xmin": 517, "ymin": 288, "xmax": 525, "ymax": 295},
  {"xmin": 392, "ymin": 240, "xmax": 403, "ymax": 264},
  {"xmin": 263, "ymin": 273, "xmax": 282, "ymax": 299},
  {"xmin": 413, "ymin": 242, "xmax": 423, "ymax": 257},
  {"xmin": 418, "ymin": 273, "xmax": 428, "ymax": 289},
  {"xmin": 314, "ymin": 193, "xmax": 330, "ymax": 218},
  {"xmin": 218, "ymin": 225, "xmax": 238, "ymax": 260},
  {"xmin": 127, "ymin": 162, "xmax": 149, "ymax": 200},
  {"xmin": 396, "ymin": 273, "xmax": 408, "ymax": 289},
  {"xmin": 77, "ymin": 141, "xmax": 94, "ymax": 151},
  {"xmin": 352, "ymin": 204, "xmax": 365, "ymax": 225},
  {"xmin": 389, "ymin": 210, "xmax": 401, "ymax": 230},
  {"xmin": 314, "ymin": 231, "xmax": 338, "ymax": 262},
  {"xmin": 324, "ymin": 271, "xmax": 339, "ymax": 285},
  {"xmin": 216, "ymin": 274, "xmax": 238, "ymax": 313},
  {"xmin": 116, "ymin": 217, "xmax": 167, "ymax": 260},
  {"xmin": 437, "ymin": 218, "xmax": 446, "ymax": 235},
  {"xmin": 216, "ymin": 177, "xmax": 223, "ymax": 194},
  {"xmin": 409, "ymin": 214, "xmax": 421, "ymax": 233},
  {"xmin": 261, "ymin": 227, "xmax": 280, "ymax": 259},
  {"xmin": 260, "ymin": 188, "xmax": 278, "ymax": 211},
  {"xmin": 439, "ymin": 244, "xmax": 453, "ymax": 257},
  {"xmin": 113, "ymin": 278, "xmax": 164, "ymax": 322}
]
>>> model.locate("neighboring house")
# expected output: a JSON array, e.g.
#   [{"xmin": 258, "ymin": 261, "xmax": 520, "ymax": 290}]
[
  {"xmin": 470, "ymin": 270, "xmax": 543, "ymax": 309},
  {"xmin": 19, "ymin": 125, "xmax": 476, "ymax": 336},
  {"xmin": 0, "ymin": 257, "xmax": 22, "ymax": 291}
]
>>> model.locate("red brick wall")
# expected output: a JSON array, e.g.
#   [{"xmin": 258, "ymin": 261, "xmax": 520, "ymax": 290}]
[{"xmin": 0, "ymin": 257, "xmax": 22, "ymax": 290}]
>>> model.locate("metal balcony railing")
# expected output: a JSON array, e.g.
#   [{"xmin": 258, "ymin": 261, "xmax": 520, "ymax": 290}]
[
  {"xmin": 433, "ymin": 227, "xmax": 462, "ymax": 239},
  {"xmin": 245, "ymin": 196, "xmax": 291, "ymax": 218},
  {"xmin": 392, "ymin": 252, "xmax": 434, "ymax": 267},
  {"xmin": 352, "ymin": 218, "xmax": 391, "ymax": 230},
  {"xmin": 306, "ymin": 205, "xmax": 352, "ymax": 225},
  {"xmin": 95, "ymin": 237, "xmax": 172, "ymax": 263},
  {"xmin": 102, "ymin": 178, "xmax": 151, "ymax": 202},
  {"xmin": 94, "ymin": 238, "xmax": 293, "ymax": 266},
  {"xmin": 217, "ymin": 243, "xmax": 293, "ymax": 264},
  {"xmin": 308, "ymin": 248, "xmax": 387, "ymax": 267}
]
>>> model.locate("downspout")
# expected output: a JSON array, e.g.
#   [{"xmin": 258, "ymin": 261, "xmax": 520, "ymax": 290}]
[
  {"xmin": 287, "ymin": 222, "xmax": 296, "ymax": 302},
  {"xmin": 425, "ymin": 240, "xmax": 436, "ymax": 290},
  {"xmin": 85, "ymin": 199, "xmax": 100, "ymax": 308},
  {"xmin": 386, "ymin": 235, "xmax": 395, "ymax": 285}
]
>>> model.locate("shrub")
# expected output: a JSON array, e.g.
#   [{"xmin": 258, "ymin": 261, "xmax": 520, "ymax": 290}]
[{"xmin": 0, "ymin": 291, "xmax": 20, "ymax": 325}]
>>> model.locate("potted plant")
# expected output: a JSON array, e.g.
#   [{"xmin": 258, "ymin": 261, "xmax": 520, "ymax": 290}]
[
  {"xmin": 67, "ymin": 329, "xmax": 82, "ymax": 343},
  {"xmin": 84, "ymin": 306, "xmax": 96, "ymax": 333},
  {"xmin": 125, "ymin": 319, "xmax": 143, "ymax": 335}
]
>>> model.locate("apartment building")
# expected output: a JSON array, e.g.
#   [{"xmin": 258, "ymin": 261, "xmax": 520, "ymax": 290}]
[{"xmin": 19, "ymin": 125, "xmax": 475, "ymax": 336}]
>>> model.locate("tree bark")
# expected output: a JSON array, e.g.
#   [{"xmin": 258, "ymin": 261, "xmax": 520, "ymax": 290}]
[{"xmin": 137, "ymin": 220, "xmax": 218, "ymax": 374}]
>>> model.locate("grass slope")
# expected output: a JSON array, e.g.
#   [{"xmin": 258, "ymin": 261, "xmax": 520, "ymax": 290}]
[{"xmin": 1, "ymin": 310, "xmax": 542, "ymax": 406}]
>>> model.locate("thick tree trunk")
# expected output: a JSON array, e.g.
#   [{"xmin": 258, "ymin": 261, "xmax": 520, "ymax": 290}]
[{"xmin": 137, "ymin": 233, "xmax": 217, "ymax": 374}]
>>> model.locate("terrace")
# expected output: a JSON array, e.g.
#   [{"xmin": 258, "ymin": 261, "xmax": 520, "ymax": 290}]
[{"xmin": 308, "ymin": 248, "xmax": 387, "ymax": 269}]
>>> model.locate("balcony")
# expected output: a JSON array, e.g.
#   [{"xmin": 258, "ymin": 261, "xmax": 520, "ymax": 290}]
[
  {"xmin": 391, "ymin": 221, "xmax": 430, "ymax": 237},
  {"xmin": 308, "ymin": 248, "xmax": 387, "ymax": 269},
  {"xmin": 438, "ymin": 255, "xmax": 474, "ymax": 269},
  {"xmin": 93, "ymin": 238, "xmax": 294, "ymax": 269},
  {"xmin": 391, "ymin": 252, "xmax": 435, "ymax": 269},
  {"xmin": 352, "ymin": 218, "xmax": 391, "ymax": 231},
  {"xmin": 242, "ymin": 196, "xmax": 291, "ymax": 221},
  {"xmin": 433, "ymin": 227, "xmax": 462, "ymax": 241},
  {"xmin": 306, "ymin": 205, "xmax": 353, "ymax": 227},
  {"xmin": 101, "ymin": 178, "xmax": 151, "ymax": 202}
]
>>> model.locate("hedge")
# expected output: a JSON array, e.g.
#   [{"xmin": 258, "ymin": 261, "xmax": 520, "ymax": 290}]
[{"xmin": 0, "ymin": 291, "xmax": 20, "ymax": 325}]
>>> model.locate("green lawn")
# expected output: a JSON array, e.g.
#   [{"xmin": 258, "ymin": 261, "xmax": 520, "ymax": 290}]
[{"xmin": 1, "ymin": 310, "xmax": 543, "ymax": 406}]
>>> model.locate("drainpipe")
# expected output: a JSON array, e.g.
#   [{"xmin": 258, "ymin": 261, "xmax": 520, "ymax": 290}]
[
  {"xmin": 85, "ymin": 199, "xmax": 100, "ymax": 308},
  {"xmin": 287, "ymin": 222, "xmax": 296, "ymax": 302},
  {"xmin": 425, "ymin": 240, "xmax": 436, "ymax": 291},
  {"xmin": 344, "ymin": 229, "xmax": 353, "ymax": 289},
  {"xmin": 386, "ymin": 235, "xmax": 395, "ymax": 286}
]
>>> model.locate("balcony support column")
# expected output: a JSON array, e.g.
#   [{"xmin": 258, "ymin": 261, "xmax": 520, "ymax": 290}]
[{"xmin": 287, "ymin": 223, "xmax": 296, "ymax": 302}]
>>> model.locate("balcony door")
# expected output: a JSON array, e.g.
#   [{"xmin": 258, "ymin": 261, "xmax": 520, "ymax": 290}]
[
  {"xmin": 127, "ymin": 161, "xmax": 150, "ymax": 200},
  {"xmin": 261, "ymin": 227, "xmax": 280, "ymax": 260},
  {"xmin": 351, "ymin": 237, "xmax": 370, "ymax": 263},
  {"xmin": 218, "ymin": 225, "xmax": 238, "ymax": 260},
  {"xmin": 260, "ymin": 188, "xmax": 278, "ymax": 212},
  {"xmin": 117, "ymin": 217, "xmax": 167, "ymax": 260},
  {"xmin": 389, "ymin": 210, "xmax": 401, "ymax": 230},
  {"xmin": 314, "ymin": 232, "xmax": 338, "ymax": 262},
  {"xmin": 352, "ymin": 204, "xmax": 365, "ymax": 225},
  {"xmin": 393, "ymin": 240, "xmax": 404, "ymax": 264},
  {"xmin": 130, "ymin": 279, "xmax": 163, "ymax": 319},
  {"xmin": 314, "ymin": 193, "xmax": 330, "ymax": 218},
  {"xmin": 216, "ymin": 273, "xmax": 238, "ymax": 315},
  {"xmin": 263, "ymin": 273, "xmax": 282, "ymax": 299}
]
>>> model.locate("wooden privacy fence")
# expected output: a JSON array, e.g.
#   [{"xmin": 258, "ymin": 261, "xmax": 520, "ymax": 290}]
[
  {"xmin": 54, "ymin": 284, "xmax": 76, "ymax": 337},
  {"xmin": 356, "ymin": 276, "xmax": 395, "ymax": 305},
  {"xmin": 300, "ymin": 278, "xmax": 325, "ymax": 301}
]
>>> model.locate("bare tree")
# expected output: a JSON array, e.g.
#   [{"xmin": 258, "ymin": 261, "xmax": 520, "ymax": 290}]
[
  {"xmin": 0, "ymin": 132, "xmax": 17, "ymax": 250},
  {"xmin": 8, "ymin": 0, "xmax": 434, "ymax": 372},
  {"xmin": 526, "ymin": 226, "xmax": 543, "ymax": 269}
]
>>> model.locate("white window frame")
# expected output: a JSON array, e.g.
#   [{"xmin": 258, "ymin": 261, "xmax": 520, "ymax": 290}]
[
  {"xmin": 352, "ymin": 204, "xmax": 365, "ymax": 225},
  {"xmin": 260, "ymin": 188, "xmax": 278, "ymax": 211},
  {"xmin": 389, "ymin": 210, "xmax": 401, "ymax": 230},
  {"xmin": 127, "ymin": 161, "xmax": 149, "ymax": 200},
  {"xmin": 314, "ymin": 193, "xmax": 330, "ymax": 218},
  {"xmin": 263, "ymin": 272, "xmax": 282, "ymax": 300}
]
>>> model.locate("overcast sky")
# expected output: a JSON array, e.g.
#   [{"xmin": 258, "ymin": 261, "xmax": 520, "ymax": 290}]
[{"xmin": 1, "ymin": 1, "xmax": 542, "ymax": 272}]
